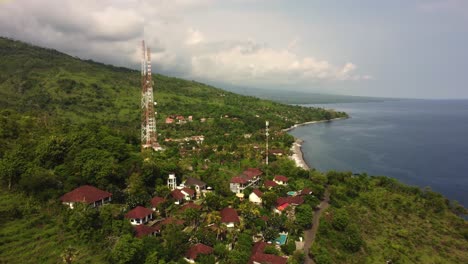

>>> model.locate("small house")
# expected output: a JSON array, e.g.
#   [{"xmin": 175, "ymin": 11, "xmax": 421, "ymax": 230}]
[
  {"xmin": 150, "ymin": 196, "xmax": 166, "ymax": 212},
  {"xmin": 60, "ymin": 185, "xmax": 112, "ymax": 209},
  {"xmin": 273, "ymin": 175, "xmax": 289, "ymax": 185},
  {"xmin": 264, "ymin": 180, "xmax": 278, "ymax": 189},
  {"xmin": 184, "ymin": 177, "xmax": 207, "ymax": 198},
  {"xmin": 171, "ymin": 188, "xmax": 195, "ymax": 204},
  {"xmin": 134, "ymin": 225, "xmax": 160, "ymax": 238},
  {"xmin": 249, "ymin": 242, "xmax": 287, "ymax": 264},
  {"xmin": 249, "ymin": 189, "xmax": 263, "ymax": 204},
  {"xmin": 165, "ymin": 117, "xmax": 175, "ymax": 124},
  {"xmin": 125, "ymin": 206, "xmax": 153, "ymax": 225},
  {"xmin": 220, "ymin": 207, "xmax": 240, "ymax": 228}
]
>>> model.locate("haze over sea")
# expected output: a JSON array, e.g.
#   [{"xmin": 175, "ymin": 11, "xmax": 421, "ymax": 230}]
[{"xmin": 289, "ymin": 99, "xmax": 468, "ymax": 207}]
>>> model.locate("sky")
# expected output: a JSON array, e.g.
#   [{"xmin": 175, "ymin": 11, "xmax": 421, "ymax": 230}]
[{"xmin": 0, "ymin": 0, "xmax": 467, "ymax": 99}]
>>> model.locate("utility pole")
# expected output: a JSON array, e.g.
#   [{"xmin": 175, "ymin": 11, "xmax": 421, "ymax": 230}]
[{"xmin": 265, "ymin": 120, "xmax": 269, "ymax": 166}]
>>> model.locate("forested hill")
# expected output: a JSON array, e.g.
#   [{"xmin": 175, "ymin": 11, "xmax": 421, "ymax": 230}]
[
  {"xmin": 0, "ymin": 37, "xmax": 344, "ymax": 263},
  {"xmin": 0, "ymin": 37, "xmax": 344, "ymax": 135}
]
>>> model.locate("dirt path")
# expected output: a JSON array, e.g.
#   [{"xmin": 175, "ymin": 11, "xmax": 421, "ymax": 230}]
[{"xmin": 303, "ymin": 188, "xmax": 330, "ymax": 264}]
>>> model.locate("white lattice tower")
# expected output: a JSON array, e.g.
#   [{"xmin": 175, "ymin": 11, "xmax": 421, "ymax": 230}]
[{"xmin": 141, "ymin": 40, "xmax": 161, "ymax": 151}]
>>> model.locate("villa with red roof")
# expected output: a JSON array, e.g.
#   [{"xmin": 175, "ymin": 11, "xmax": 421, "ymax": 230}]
[
  {"xmin": 264, "ymin": 180, "xmax": 278, "ymax": 189},
  {"xmin": 273, "ymin": 175, "xmax": 289, "ymax": 185},
  {"xmin": 171, "ymin": 188, "xmax": 195, "ymax": 205},
  {"xmin": 275, "ymin": 196, "xmax": 304, "ymax": 214},
  {"xmin": 249, "ymin": 242, "xmax": 287, "ymax": 264},
  {"xmin": 184, "ymin": 243, "xmax": 213, "ymax": 263},
  {"xmin": 249, "ymin": 189, "xmax": 263, "ymax": 204},
  {"xmin": 179, "ymin": 202, "xmax": 202, "ymax": 212},
  {"xmin": 60, "ymin": 185, "xmax": 112, "ymax": 209},
  {"xmin": 134, "ymin": 225, "xmax": 160, "ymax": 238},
  {"xmin": 229, "ymin": 168, "xmax": 263, "ymax": 193},
  {"xmin": 150, "ymin": 196, "xmax": 166, "ymax": 212},
  {"xmin": 125, "ymin": 206, "xmax": 153, "ymax": 225},
  {"xmin": 220, "ymin": 207, "xmax": 240, "ymax": 228}
]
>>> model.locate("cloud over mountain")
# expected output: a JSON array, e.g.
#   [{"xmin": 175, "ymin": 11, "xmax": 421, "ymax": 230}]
[{"xmin": 0, "ymin": 0, "xmax": 370, "ymax": 89}]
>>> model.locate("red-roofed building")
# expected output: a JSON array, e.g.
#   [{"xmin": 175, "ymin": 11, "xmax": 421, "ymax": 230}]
[
  {"xmin": 150, "ymin": 197, "xmax": 166, "ymax": 211},
  {"xmin": 276, "ymin": 196, "xmax": 304, "ymax": 207},
  {"xmin": 249, "ymin": 242, "xmax": 287, "ymax": 264},
  {"xmin": 264, "ymin": 180, "xmax": 278, "ymax": 189},
  {"xmin": 184, "ymin": 243, "xmax": 214, "ymax": 263},
  {"xmin": 60, "ymin": 185, "xmax": 112, "ymax": 209},
  {"xmin": 220, "ymin": 207, "xmax": 240, "ymax": 228},
  {"xmin": 134, "ymin": 225, "xmax": 160, "ymax": 238},
  {"xmin": 230, "ymin": 168, "xmax": 263, "ymax": 193},
  {"xmin": 273, "ymin": 175, "xmax": 289, "ymax": 185},
  {"xmin": 179, "ymin": 202, "xmax": 202, "ymax": 212},
  {"xmin": 171, "ymin": 188, "xmax": 195, "ymax": 204},
  {"xmin": 249, "ymin": 189, "xmax": 263, "ymax": 204},
  {"xmin": 275, "ymin": 196, "xmax": 304, "ymax": 214},
  {"xmin": 125, "ymin": 206, "xmax": 153, "ymax": 225},
  {"xmin": 156, "ymin": 217, "xmax": 185, "ymax": 230}
]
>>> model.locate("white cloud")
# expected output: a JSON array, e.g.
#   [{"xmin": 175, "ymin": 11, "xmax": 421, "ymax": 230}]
[{"xmin": 0, "ymin": 0, "xmax": 371, "ymax": 90}]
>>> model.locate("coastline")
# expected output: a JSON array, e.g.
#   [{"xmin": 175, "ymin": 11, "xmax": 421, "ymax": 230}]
[
  {"xmin": 287, "ymin": 117, "xmax": 348, "ymax": 170},
  {"xmin": 282, "ymin": 117, "xmax": 348, "ymax": 132}
]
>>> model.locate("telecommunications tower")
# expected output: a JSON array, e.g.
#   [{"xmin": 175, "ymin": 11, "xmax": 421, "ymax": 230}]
[{"xmin": 141, "ymin": 40, "xmax": 162, "ymax": 151}]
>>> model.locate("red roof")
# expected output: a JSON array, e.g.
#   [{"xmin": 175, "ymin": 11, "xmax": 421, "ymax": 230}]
[
  {"xmin": 276, "ymin": 196, "xmax": 304, "ymax": 207},
  {"xmin": 220, "ymin": 208, "xmax": 240, "ymax": 223},
  {"xmin": 179, "ymin": 202, "xmax": 202, "ymax": 212},
  {"xmin": 185, "ymin": 243, "xmax": 213, "ymax": 260},
  {"xmin": 264, "ymin": 180, "xmax": 278, "ymax": 188},
  {"xmin": 151, "ymin": 196, "xmax": 166, "ymax": 207},
  {"xmin": 252, "ymin": 189, "xmax": 263, "ymax": 197},
  {"xmin": 158, "ymin": 217, "xmax": 185, "ymax": 227},
  {"xmin": 231, "ymin": 176, "xmax": 248, "ymax": 184},
  {"xmin": 125, "ymin": 206, "xmax": 153, "ymax": 219},
  {"xmin": 250, "ymin": 253, "xmax": 287, "ymax": 264},
  {"xmin": 243, "ymin": 168, "xmax": 263, "ymax": 180},
  {"xmin": 134, "ymin": 225, "xmax": 160, "ymax": 238},
  {"xmin": 276, "ymin": 203, "xmax": 290, "ymax": 211},
  {"xmin": 301, "ymin": 188, "xmax": 313, "ymax": 195},
  {"xmin": 181, "ymin": 187, "xmax": 195, "ymax": 196},
  {"xmin": 274, "ymin": 175, "xmax": 289, "ymax": 182},
  {"xmin": 249, "ymin": 242, "xmax": 287, "ymax": 264},
  {"xmin": 60, "ymin": 185, "xmax": 112, "ymax": 204},
  {"xmin": 171, "ymin": 189, "xmax": 185, "ymax": 200}
]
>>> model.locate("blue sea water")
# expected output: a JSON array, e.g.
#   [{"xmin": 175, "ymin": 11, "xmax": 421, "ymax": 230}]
[{"xmin": 288, "ymin": 100, "xmax": 468, "ymax": 207}]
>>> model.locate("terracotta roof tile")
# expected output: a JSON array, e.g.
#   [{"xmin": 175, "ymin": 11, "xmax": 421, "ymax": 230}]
[
  {"xmin": 264, "ymin": 180, "xmax": 278, "ymax": 188},
  {"xmin": 185, "ymin": 243, "xmax": 213, "ymax": 260},
  {"xmin": 276, "ymin": 196, "xmax": 304, "ymax": 207},
  {"xmin": 60, "ymin": 185, "xmax": 112, "ymax": 204},
  {"xmin": 125, "ymin": 206, "xmax": 153, "ymax": 219},
  {"xmin": 134, "ymin": 225, "xmax": 159, "ymax": 238},
  {"xmin": 252, "ymin": 189, "xmax": 263, "ymax": 197},
  {"xmin": 220, "ymin": 207, "xmax": 240, "ymax": 223},
  {"xmin": 274, "ymin": 175, "xmax": 289, "ymax": 182},
  {"xmin": 150, "ymin": 196, "xmax": 166, "ymax": 207},
  {"xmin": 231, "ymin": 176, "xmax": 248, "ymax": 184},
  {"xmin": 171, "ymin": 189, "xmax": 185, "ymax": 200},
  {"xmin": 179, "ymin": 202, "xmax": 202, "ymax": 212}
]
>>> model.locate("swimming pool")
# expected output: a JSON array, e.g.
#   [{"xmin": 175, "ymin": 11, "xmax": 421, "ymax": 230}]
[{"xmin": 275, "ymin": 233, "xmax": 288, "ymax": 245}]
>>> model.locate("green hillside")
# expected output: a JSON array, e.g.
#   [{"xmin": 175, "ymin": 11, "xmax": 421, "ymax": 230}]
[
  {"xmin": 0, "ymin": 37, "xmax": 345, "ymax": 263},
  {"xmin": 0, "ymin": 37, "xmax": 466, "ymax": 264}
]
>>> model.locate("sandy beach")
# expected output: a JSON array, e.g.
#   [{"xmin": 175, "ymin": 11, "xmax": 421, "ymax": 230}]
[
  {"xmin": 290, "ymin": 138, "xmax": 310, "ymax": 170},
  {"xmin": 287, "ymin": 117, "xmax": 348, "ymax": 170}
]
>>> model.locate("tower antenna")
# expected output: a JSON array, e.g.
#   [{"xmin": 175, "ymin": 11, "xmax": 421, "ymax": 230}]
[{"xmin": 141, "ymin": 40, "xmax": 162, "ymax": 151}]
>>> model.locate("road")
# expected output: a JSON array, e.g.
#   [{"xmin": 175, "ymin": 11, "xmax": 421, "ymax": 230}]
[{"xmin": 303, "ymin": 188, "xmax": 330, "ymax": 264}]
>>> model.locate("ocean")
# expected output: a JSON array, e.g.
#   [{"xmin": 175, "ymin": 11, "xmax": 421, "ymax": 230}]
[{"xmin": 288, "ymin": 99, "xmax": 468, "ymax": 207}]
